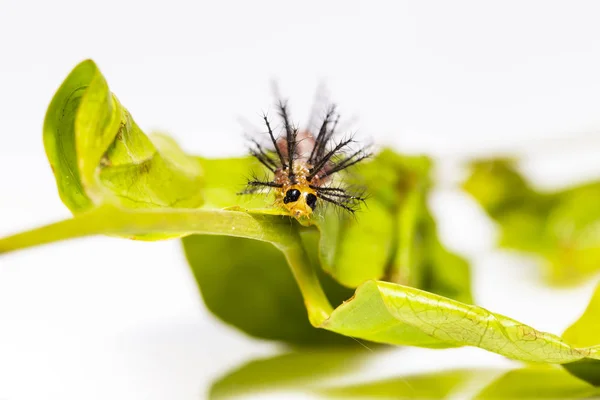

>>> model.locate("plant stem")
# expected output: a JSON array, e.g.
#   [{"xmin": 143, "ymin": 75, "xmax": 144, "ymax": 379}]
[
  {"xmin": 277, "ymin": 241, "xmax": 333, "ymax": 326},
  {"xmin": 0, "ymin": 204, "xmax": 335, "ymax": 324},
  {"xmin": 0, "ymin": 205, "xmax": 290, "ymax": 254}
]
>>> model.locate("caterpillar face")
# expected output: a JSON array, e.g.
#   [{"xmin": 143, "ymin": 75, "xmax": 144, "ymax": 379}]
[{"xmin": 280, "ymin": 186, "xmax": 318, "ymax": 218}]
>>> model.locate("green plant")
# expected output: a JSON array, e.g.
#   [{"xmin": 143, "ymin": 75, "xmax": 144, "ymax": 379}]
[
  {"xmin": 1, "ymin": 59, "xmax": 599, "ymax": 396},
  {"xmin": 464, "ymin": 158, "xmax": 600, "ymax": 285}
]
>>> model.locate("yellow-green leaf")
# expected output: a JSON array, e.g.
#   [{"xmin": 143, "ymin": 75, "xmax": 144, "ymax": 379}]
[
  {"xmin": 2, "ymin": 206, "xmax": 600, "ymax": 364},
  {"xmin": 43, "ymin": 60, "xmax": 204, "ymax": 233},
  {"xmin": 321, "ymin": 280, "xmax": 600, "ymax": 362},
  {"xmin": 562, "ymin": 282, "xmax": 600, "ymax": 386},
  {"xmin": 210, "ymin": 349, "xmax": 368, "ymax": 399},
  {"xmin": 317, "ymin": 149, "xmax": 472, "ymax": 305},
  {"xmin": 476, "ymin": 365, "xmax": 599, "ymax": 399},
  {"xmin": 463, "ymin": 158, "xmax": 600, "ymax": 285}
]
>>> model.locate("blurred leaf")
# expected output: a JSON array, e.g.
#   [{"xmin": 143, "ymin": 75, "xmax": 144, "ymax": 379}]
[
  {"xmin": 394, "ymin": 197, "xmax": 472, "ymax": 305},
  {"xmin": 317, "ymin": 199, "xmax": 393, "ymax": 288},
  {"xmin": 562, "ymin": 282, "xmax": 600, "ymax": 385},
  {"xmin": 562, "ymin": 359, "xmax": 600, "ymax": 387},
  {"xmin": 463, "ymin": 159, "xmax": 600, "ymax": 285},
  {"xmin": 315, "ymin": 150, "xmax": 410, "ymax": 288},
  {"xmin": 196, "ymin": 156, "xmax": 264, "ymax": 209},
  {"xmin": 320, "ymin": 369, "xmax": 493, "ymax": 399},
  {"xmin": 210, "ymin": 348, "xmax": 368, "ymax": 399},
  {"xmin": 213, "ymin": 355, "xmax": 599, "ymax": 400},
  {"xmin": 317, "ymin": 150, "xmax": 472, "ymax": 303},
  {"xmin": 476, "ymin": 365, "xmax": 599, "ymax": 399},
  {"xmin": 182, "ymin": 233, "xmax": 354, "ymax": 346},
  {"xmin": 563, "ymin": 282, "xmax": 600, "ymax": 348},
  {"xmin": 43, "ymin": 59, "xmax": 203, "ymax": 239}
]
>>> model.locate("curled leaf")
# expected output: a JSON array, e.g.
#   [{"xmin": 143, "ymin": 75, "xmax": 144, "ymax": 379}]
[
  {"xmin": 321, "ymin": 280, "xmax": 600, "ymax": 363},
  {"xmin": 2, "ymin": 203, "xmax": 600, "ymax": 364},
  {"xmin": 43, "ymin": 59, "xmax": 204, "ymax": 238}
]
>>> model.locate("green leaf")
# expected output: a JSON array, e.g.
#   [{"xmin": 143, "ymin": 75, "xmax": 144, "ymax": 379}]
[
  {"xmin": 476, "ymin": 365, "xmax": 600, "ymax": 399},
  {"xmin": 182, "ymin": 233, "xmax": 353, "ymax": 345},
  {"xmin": 181, "ymin": 150, "xmax": 471, "ymax": 342},
  {"xmin": 317, "ymin": 199, "xmax": 394, "ymax": 288},
  {"xmin": 210, "ymin": 348, "xmax": 368, "ymax": 399},
  {"xmin": 211, "ymin": 350, "xmax": 598, "ymax": 400},
  {"xmin": 17, "ymin": 58, "xmax": 600, "ymax": 363},
  {"xmin": 321, "ymin": 280, "xmax": 600, "ymax": 362},
  {"xmin": 563, "ymin": 282, "xmax": 600, "ymax": 348},
  {"xmin": 38, "ymin": 59, "xmax": 474, "ymax": 344},
  {"xmin": 562, "ymin": 282, "xmax": 600, "ymax": 386},
  {"xmin": 463, "ymin": 158, "xmax": 600, "ymax": 285},
  {"xmin": 181, "ymin": 155, "xmax": 357, "ymax": 345},
  {"xmin": 317, "ymin": 149, "xmax": 472, "ymax": 303},
  {"xmin": 0, "ymin": 204, "xmax": 335, "ymax": 326},
  {"xmin": 319, "ymin": 366, "xmax": 598, "ymax": 399},
  {"xmin": 321, "ymin": 369, "xmax": 491, "ymax": 399},
  {"xmin": 195, "ymin": 156, "xmax": 264, "ymax": 209},
  {"xmin": 43, "ymin": 59, "xmax": 204, "ymax": 238},
  {"xmin": 2, "ymin": 208, "xmax": 600, "ymax": 362}
]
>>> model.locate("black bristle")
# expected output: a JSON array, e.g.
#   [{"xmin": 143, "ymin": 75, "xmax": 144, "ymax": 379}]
[{"xmin": 240, "ymin": 90, "xmax": 369, "ymax": 217}]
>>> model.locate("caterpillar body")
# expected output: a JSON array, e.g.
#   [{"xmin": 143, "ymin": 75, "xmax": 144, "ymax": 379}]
[{"xmin": 240, "ymin": 97, "xmax": 370, "ymax": 219}]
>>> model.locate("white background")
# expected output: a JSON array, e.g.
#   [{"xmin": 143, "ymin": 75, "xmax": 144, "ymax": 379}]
[{"xmin": 1, "ymin": 1, "xmax": 600, "ymax": 399}]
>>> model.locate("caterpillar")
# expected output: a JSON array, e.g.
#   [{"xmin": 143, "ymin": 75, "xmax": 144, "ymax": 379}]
[{"xmin": 239, "ymin": 94, "xmax": 371, "ymax": 219}]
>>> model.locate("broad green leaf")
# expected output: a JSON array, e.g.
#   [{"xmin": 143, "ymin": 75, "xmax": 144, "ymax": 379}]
[
  {"xmin": 317, "ymin": 149, "xmax": 472, "ymax": 304},
  {"xmin": 182, "ymin": 233, "xmax": 353, "ymax": 345},
  {"xmin": 562, "ymin": 282, "xmax": 600, "ymax": 385},
  {"xmin": 317, "ymin": 150, "xmax": 423, "ymax": 288},
  {"xmin": 563, "ymin": 282, "xmax": 600, "ymax": 348},
  {"xmin": 562, "ymin": 359, "xmax": 600, "ymax": 387},
  {"xmin": 38, "ymin": 59, "xmax": 472, "ymax": 344},
  {"xmin": 321, "ymin": 280, "xmax": 600, "ymax": 362},
  {"xmin": 210, "ymin": 348, "xmax": 368, "ymax": 399},
  {"xmin": 43, "ymin": 59, "xmax": 203, "ymax": 238},
  {"xmin": 181, "ymin": 156, "xmax": 357, "ymax": 345},
  {"xmin": 392, "ymin": 196, "xmax": 472, "ymax": 304},
  {"xmin": 15, "ymin": 58, "xmax": 600, "ymax": 364},
  {"xmin": 196, "ymin": 156, "xmax": 264, "ymax": 209},
  {"xmin": 183, "ymin": 151, "xmax": 470, "ymax": 342},
  {"xmin": 476, "ymin": 365, "xmax": 599, "ymax": 399},
  {"xmin": 463, "ymin": 159, "xmax": 600, "ymax": 285}
]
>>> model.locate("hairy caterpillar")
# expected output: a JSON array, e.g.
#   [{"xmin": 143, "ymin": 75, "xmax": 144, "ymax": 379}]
[{"xmin": 239, "ymin": 93, "xmax": 371, "ymax": 219}]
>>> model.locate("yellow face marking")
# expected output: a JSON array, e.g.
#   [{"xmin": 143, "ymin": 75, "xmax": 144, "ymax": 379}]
[
  {"xmin": 272, "ymin": 160, "xmax": 322, "ymax": 219},
  {"xmin": 277, "ymin": 184, "xmax": 318, "ymax": 219}
]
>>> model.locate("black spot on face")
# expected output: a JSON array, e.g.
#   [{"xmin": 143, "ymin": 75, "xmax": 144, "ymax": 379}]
[
  {"xmin": 283, "ymin": 189, "xmax": 301, "ymax": 204},
  {"xmin": 306, "ymin": 193, "xmax": 317, "ymax": 210}
]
